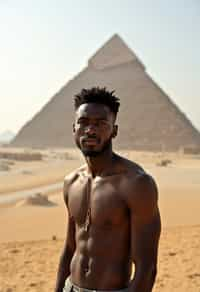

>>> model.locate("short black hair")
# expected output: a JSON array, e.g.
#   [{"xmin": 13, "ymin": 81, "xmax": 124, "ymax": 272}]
[{"xmin": 74, "ymin": 87, "xmax": 120, "ymax": 115}]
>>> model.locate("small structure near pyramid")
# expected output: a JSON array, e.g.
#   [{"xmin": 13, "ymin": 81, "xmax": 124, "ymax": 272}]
[{"xmin": 12, "ymin": 34, "xmax": 200, "ymax": 151}]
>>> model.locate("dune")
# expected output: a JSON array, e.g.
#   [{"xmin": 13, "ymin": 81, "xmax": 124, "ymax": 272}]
[{"xmin": 15, "ymin": 193, "xmax": 57, "ymax": 207}]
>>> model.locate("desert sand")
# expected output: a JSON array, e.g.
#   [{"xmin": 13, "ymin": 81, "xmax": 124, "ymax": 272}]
[{"xmin": 0, "ymin": 148, "xmax": 200, "ymax": 292}]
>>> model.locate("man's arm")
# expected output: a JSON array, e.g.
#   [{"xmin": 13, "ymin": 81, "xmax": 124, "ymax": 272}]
[
  {"xmin": 55, "ymin": 177, "xmax": 76, "ymax": 292},
  {"xmin": 128, "ymin": 173, "xmax": 161, "ymax": 292}
]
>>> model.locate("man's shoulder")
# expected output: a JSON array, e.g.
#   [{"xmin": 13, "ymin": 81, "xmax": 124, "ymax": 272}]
[
  {"xmin": 64, "ymin": 164, "xmax": 87, "ymax": 185},
  {"xmin": 125, "ymin": 168, "xmax": 159, "ymax": 220},
  {"xmin": 133, "ymin": 171, "xmax": 158, "ymax": 202},
  {"xmin": 117, "ymin": 154, "xmax": 156, "ymax": 187},
  {"xmin": 63, "ymin": 164, "xmax": 87, "ymax": 199},
  {"xmin": 117, "ymin": 154, "xmax": 158, "ymax": 208},
  {"xmin": 115, "ymin": 153, "xmax": 144, "ymax": 178}
]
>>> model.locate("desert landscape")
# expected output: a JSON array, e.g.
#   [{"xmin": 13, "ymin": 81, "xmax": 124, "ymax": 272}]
[{"xmin": 0, "ymin": 147, "xmax": 200, "ymax": 292}]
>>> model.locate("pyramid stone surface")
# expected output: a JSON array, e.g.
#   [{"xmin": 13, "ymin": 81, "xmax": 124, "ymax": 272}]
[
  {"xmin": 88, "ymin": 34, "xmax": 143, "ymax": 69},
  {"xmin": 12, "ymin": 34, "xmax": 200, "ymax": 151}
]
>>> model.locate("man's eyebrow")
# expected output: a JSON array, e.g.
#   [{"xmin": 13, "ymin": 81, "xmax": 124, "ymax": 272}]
[
  {"xmin": 77, "ymin": 117, "xmax": 88, "ymax": 120},
  {"xmin": 97, "ymin": 117, "xmax": 108, "ymax": 120},
  {"xmin": 78, "ymin": 116, "xmax": 108, "ymax": 120}
]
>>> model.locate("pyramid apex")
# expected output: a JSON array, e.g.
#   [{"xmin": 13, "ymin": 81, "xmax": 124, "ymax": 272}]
[
  {"xmin": 88, "ymin": 34, "xmax": 143, "ymax": 70},
  {"xmin": 109, "ymin": 33, "xmax": 121, "ymax": 40}
]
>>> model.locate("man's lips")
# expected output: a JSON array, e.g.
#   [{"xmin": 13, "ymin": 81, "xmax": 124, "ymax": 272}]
[{"xmin": 82, "ymin": 138, "xmax": 99, "ymax": 145}]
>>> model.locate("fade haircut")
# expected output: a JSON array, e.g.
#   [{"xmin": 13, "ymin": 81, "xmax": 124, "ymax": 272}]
[{"xmin": 74, "ymin": 87, "xmax": 120, "ymax": 116}]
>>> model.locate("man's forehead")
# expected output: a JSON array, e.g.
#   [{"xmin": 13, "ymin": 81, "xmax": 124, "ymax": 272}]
[{"xmin": 75, "ymin": 103, "xmax": 112, "ymax": 119}]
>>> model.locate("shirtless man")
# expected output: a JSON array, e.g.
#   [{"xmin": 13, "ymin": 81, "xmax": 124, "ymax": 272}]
[{"xmin": 55, "ymin": 87, "xmax": 161, "ymax": 292}]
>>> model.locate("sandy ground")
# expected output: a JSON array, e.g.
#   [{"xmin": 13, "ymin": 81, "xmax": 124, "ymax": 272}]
[
  {"xmin": 0, "ymin": 148, "xmax": 200, "ymax": 291},
  {"xmin": 0, "ymin": 148, "xmax": 83, "ymax": 194},
  {"xmin": 1, "ymin": 226, "xmax": 200, "ymax": 292}
]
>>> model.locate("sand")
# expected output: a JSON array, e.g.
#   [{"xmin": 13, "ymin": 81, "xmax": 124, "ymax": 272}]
[
  {"xmin": 0, "ymin": 148, "xmax": 200, "ymax": 291},
  {"xmin": 1, "ymin": 226, "xmax": 200, "ymax": 292}
]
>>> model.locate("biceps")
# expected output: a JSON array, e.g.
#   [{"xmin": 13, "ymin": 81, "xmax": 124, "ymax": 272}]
[{"xmin": 131, "ymin": 210, "xmax": 161, "ymax": 264}]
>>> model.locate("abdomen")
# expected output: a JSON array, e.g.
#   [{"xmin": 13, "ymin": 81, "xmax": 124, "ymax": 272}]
[{"xmin": 70, "ymin": 224, "xmax": 132, "ymax": 289}]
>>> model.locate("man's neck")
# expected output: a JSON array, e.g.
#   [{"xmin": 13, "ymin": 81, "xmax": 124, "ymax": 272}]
[{"xmin": 85, "ymin": 148, "xmax": 115, "ymax": 178}]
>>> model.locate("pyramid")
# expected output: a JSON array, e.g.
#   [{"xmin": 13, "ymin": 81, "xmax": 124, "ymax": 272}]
[{"xmin": 12, "ymin": 34, "xmax": 200, "ymax": 151}]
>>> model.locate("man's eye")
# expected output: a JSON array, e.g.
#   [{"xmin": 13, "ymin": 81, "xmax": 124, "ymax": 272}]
[
  {"xmin": 99, "ymin": 120, "xmax": 108, "ymax": 126},
  {"xmin": 78, "ymin": 120, "xmax": 87, "ymax": 124}
]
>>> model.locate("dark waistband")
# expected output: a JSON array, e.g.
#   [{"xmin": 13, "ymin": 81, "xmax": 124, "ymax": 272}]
[{"xmin": 65, "ymin": 277, "xmax": 129, "ymax": 292}]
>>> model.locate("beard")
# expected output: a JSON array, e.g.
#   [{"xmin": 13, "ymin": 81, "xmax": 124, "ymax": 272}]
[{"xmin": 76, "ymin": 135, "xmax": 112, "ymax": 157}]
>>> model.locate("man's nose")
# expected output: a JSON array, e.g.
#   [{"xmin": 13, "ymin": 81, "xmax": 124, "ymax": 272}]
[{"xmin": 85, "ymin": 124, "xmax": 97, "ymax": 134}]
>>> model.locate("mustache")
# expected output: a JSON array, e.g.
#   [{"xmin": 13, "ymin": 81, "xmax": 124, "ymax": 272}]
[
  {"xmin": 83, "ymin": 134, "xmax": 98, "ymax": 140},
  {"xmin": 82, "ymin": 135, "xmax": 101, "ymax": 144}
]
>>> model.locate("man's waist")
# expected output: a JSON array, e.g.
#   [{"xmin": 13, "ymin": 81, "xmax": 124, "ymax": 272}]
[{"xmin": 64, "ymin": 277, "xmax": 129, "ymax": 292}]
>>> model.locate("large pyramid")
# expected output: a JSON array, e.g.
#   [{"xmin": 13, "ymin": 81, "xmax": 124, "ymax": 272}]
[{"xmin": 12, "ymin": 34, "xmax": 200, "ymax": 151}]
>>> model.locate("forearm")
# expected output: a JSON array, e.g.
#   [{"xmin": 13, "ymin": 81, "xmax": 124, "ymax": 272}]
[
  {"xmin": 129, "ymin": 263, "xmax": 157, "ymax": 292},
  {"xmin": 55, "ymin": 249, "xmax": 73, "ymax": 292}
]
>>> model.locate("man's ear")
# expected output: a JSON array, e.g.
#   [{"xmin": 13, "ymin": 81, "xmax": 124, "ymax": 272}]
[
  {"xmin": 112, "ymin": 125, "xmax": 118, "ymax": 138},
  {"xmin": 72, "ymin": 123, "xmax": 75, "ymax": 133}
]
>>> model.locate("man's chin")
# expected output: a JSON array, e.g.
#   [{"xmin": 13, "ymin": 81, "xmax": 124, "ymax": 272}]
[
  {"xmin": 81, "ymin": 149, "xmax": 102, "ymax": 157},
  {"xmin": 77, "ymin": 138, "xmax": 112, "ymax": 157}
]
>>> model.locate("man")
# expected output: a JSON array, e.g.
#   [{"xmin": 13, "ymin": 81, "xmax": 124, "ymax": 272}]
[{"xmin": 55, "ymin": 87, "xmax": 161, "ymax": 292}]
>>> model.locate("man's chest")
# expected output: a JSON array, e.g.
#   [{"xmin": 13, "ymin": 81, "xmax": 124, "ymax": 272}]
[{"xmin": 68, "ymin": 177, "xmax": 129, "ymax": 228}]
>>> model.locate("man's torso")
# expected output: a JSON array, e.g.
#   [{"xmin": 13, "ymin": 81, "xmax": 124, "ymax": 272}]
[{"xmin": 66, "ymin": 156, "xmax": 144, "ymax": 290}]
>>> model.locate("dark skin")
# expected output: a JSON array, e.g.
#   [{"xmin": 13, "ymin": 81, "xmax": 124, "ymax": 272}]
[{"xmin": 55, "ymin": 103, "xmax": 161, "ymax": 292}]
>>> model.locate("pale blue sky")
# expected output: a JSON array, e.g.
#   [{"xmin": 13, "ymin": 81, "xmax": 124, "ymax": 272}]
[{"xmin": 0, "ymin": 0, "xmax": 199, "ymax": 134}]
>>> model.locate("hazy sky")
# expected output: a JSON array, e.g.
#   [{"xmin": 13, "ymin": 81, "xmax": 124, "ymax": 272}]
[{"xmin": 0, "ymin": 0, "xmax": 199, "ymax": 134}]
